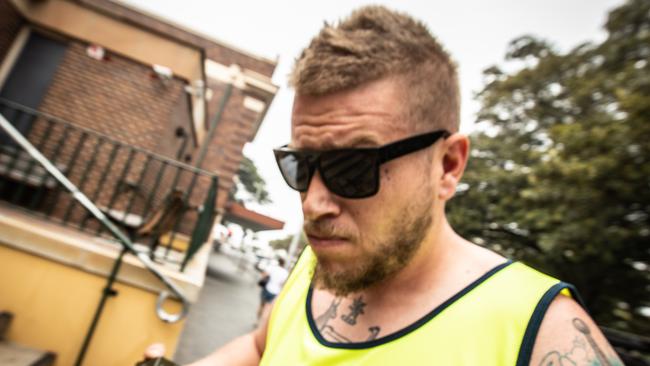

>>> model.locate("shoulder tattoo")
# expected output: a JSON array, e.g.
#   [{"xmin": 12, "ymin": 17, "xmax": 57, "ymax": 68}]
[{"xmin": 538, "ymin": 317, "xmax": 623, "ymax": 366}]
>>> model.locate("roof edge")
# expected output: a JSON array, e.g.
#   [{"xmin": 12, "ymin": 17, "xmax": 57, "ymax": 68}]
[{"xmin": 111, "ymin": 0, "xmax": 278, "ymax": 67}]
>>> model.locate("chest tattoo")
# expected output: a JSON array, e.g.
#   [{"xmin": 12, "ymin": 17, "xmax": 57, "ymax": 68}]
[
  {"xmin": 367, "ymin": 326, "xmax": 381, "ymax": 341},
  {"xmin": 314, "ymin": 296, "xmax": 382, "ymax": 343},
  {"xmin": 315, "ymin": 297, "xmax": 341, "ymax": 331},
  {"xmin": 341, "ymin": 296, "xmax": 366, "ymax": 325}
]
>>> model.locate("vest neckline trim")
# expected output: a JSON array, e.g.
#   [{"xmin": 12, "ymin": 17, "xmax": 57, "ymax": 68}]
[{"xmin": 305, "ymin": 259, "xmax": 514, "ymax": 350}]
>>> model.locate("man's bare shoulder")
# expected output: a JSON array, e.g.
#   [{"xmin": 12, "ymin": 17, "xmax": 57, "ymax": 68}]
[{"xmin": 530, "ymin": 294, "xmax": 623, "ymax": 366}]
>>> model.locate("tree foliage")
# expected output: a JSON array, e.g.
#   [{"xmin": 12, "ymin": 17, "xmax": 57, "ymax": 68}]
[
  {"xmin": 230, "ymin": 156, "xmax": 272, "ymax": 204},
  {"xmin": 448, "ymin": 0, "xmax": 649, "ymax": 334}
]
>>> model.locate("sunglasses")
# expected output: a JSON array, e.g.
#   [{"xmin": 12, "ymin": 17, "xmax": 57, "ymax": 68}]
[{"xmin": 273, "ymin": 130, "xmax": 450, "ymax": 199}]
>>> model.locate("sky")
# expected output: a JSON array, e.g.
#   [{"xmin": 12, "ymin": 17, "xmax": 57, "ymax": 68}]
[{"xmin": 120, "ymin": 0, "xmax": 623, "ymax": 240}]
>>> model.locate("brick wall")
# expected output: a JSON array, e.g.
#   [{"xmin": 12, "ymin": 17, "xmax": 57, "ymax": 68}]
[
  {"xmin": 40, "ymin": 41, "xmax": 190, "ymax": 154},
  {"xmin": 201, "ymin": 80, "xmax": 264, "ymax": 210},
  {"xmin": 0, "ymin": 0, "xmax": 23, "ymax": 69},
  {"xmin": 16, "ymin": 37, "xmax": 206, "ymax": 238}
]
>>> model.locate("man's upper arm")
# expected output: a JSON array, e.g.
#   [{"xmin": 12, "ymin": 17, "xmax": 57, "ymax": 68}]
[{"xmin": 530, "ymin": 294, "xmax": 623, "ymax": 366}]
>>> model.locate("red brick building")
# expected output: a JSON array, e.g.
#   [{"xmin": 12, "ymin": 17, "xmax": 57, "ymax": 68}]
[
  {"xmin": 0, "ymin": 2, "xmax": 281, "ymax": 362},
  {"xmin": 0, "ymin": 0, "xmax": 278, "ymax": 241}
]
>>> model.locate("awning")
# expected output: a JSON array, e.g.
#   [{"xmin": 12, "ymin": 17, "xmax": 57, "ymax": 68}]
[{"xmin": 222, "ymin": 201, "xmax": 284, "ymax": 232}]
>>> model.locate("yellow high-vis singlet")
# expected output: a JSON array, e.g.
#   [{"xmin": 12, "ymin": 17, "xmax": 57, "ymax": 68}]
[{"xmin": 260, "ymin": 247, "xmax": 579, "ymax": 366}]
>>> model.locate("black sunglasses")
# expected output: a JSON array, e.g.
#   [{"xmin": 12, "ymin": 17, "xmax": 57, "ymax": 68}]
[{"xmin": 273, "ymin": 130, "xmax": 450, "ymax": 199}]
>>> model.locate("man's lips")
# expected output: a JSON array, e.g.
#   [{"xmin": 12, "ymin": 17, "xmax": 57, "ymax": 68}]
[{"xmin": 306, "ymin": 234, "xmax": 349, "ymax": 247}]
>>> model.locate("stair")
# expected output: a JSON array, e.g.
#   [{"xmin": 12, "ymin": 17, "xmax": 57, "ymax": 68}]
[
  {"xmin": 0, "ymin": 311, "xmax": 56, "ymax": 366},
  {"xmin": 0, "ymin": 311, "xmax": 12, "ymax": 339},
  {"xmin": 0, "ymin": 343, "xmax": 56, "ymax": 366}
]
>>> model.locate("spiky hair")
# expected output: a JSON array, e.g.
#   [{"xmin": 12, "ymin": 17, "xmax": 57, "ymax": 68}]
[{"xmin": 290, "ymin": 6, "xmax": 460, "ymax": 131}]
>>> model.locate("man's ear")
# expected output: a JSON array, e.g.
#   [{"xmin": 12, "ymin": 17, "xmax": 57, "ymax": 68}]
[{"xmin": 437, "ymin": 134, "xmax": 470, "ymax": 201}]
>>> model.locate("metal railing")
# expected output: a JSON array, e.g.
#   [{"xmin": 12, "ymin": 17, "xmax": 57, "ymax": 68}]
[{"xmin": 0, "ymin": 98, "xmax": 219, "ymax": 268}]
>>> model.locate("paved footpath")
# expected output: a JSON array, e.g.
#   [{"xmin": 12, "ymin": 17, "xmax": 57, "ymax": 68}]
[{"xmin": 173, "ymin": 249, "xmax": 261, "ymax": 364}]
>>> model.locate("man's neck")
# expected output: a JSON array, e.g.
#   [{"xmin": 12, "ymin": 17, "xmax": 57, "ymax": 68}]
[
  {"xmin": 310, "ymin": 218, "xmax": 506, "ymax": 344},
  {"xmin": 359, "ymin": 217, "xmax": 461, "ymax": 305}
]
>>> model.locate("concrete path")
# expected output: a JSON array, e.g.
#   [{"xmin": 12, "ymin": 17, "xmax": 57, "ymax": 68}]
[{"xmin": 173, "ymin": 249, "xmax": 261, "ymax": 364}]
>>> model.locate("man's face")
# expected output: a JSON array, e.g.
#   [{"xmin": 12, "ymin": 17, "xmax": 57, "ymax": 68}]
[{"xmin": 291, "ymin": 78, "xmax": 440, "ymax": 296}]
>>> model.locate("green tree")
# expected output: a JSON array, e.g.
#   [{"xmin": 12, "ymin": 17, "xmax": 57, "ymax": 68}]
[
  {"xmin": 230, "ymin": 156, "xmax": 272, "ymax": 204},
  {"xmin": 448, "ymin": 0, "xmax": 649, "ymax": 335}
]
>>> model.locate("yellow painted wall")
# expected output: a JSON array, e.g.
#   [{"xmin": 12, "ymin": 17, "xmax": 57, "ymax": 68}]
[
  {"xmin": 160, "ymin": 232, "xmax": 190, "ymax": 253},
  {"xmin": 0, "ymin": 244, "xmax": 185, "ymax": 366}
]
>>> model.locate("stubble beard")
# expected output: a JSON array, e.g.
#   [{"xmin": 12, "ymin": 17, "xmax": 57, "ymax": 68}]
[{"xmin": 310, "ymin": 198, "xmax": 433, "ymax": 297}]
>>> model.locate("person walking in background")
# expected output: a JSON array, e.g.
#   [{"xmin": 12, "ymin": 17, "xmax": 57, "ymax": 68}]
[{"xmin": 256, "ymin": 257, "xmax": 288, "ymax": 321}]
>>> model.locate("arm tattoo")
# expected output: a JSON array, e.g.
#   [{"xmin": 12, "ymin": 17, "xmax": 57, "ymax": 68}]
[
  {"xmin": 538, "ymin": 317, "xmax": 623, "ymax": 366},
  {"xmin": 341, "ymin": 296, "xmax": 366, "ymax": 325},
  {"xmin": 572, "ymin": 318, "xmax": 610, "ymax": 366}
]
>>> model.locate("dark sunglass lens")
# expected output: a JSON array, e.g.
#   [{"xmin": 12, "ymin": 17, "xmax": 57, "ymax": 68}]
[
  {"xmin": 276, "ymin": 152, "xmax": 311, "ymax": 191},
  {"xmin": 320, "ymin": 151, "xmax": 378, "ymax": 198}
]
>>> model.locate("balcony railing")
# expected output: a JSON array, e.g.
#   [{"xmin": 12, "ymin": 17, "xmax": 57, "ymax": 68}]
[{"xmin": 0, "ymin": 98, "xmax": 219, "ymax": 271}]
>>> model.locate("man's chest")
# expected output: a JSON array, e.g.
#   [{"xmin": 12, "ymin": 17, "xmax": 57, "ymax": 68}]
[{"xmin": 310, "ymin": 289, "xmax": 436, "ymax": 344}]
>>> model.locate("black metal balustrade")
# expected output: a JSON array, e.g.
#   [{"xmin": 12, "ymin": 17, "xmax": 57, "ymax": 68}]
[{"xmin": 0, "ymin": 98, "xmax": 219, "ymax": 270}]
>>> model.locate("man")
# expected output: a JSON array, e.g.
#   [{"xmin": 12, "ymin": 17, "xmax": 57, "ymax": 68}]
[{"xmin": 149, "ymin": 5, "xmax": 622, "ymax": 365}]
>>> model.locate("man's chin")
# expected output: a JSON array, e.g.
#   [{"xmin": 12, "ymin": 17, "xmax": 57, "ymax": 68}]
[
  {"xmin": 313, "ymin": 274, "xmax": 362, "ymax": 297},
  {"xmin": 311, "ymin": 260, "xmax": 377, "ymax": 297}
]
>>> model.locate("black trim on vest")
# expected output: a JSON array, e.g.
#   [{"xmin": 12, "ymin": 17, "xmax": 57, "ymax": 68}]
[
  {"xmin": 306, "ymin": 260, "xmax": 514, "ymax": 350},
  {"xmin": 515, "ymin": 282, "xmax": 584, "ymax": 366}
]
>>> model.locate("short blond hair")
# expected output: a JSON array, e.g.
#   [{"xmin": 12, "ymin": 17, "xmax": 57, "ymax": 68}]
[{"xmin": 290, "ymin": 6, "xmax": 460, "ymax": 132}]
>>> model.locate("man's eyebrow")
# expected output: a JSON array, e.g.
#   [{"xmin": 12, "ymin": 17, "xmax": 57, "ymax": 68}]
[
  {"xmin": 288, "ymin": 134, "xmax": 381, "ymax": 150},
  {"xmin": 315, "ymin": 136, "xmax": 380, "ymax": 150},
  {"xmin": 345, "ymin": 135, "xmax": 381, "ymax": 148}
]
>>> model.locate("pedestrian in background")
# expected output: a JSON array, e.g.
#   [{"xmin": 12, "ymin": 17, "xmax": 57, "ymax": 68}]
[{"xmin": 256, "ymin": 257, "xmax": 288, "ymax": 321}]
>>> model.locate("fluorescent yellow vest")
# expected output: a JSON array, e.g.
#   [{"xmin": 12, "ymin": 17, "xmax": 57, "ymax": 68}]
[{"xmin": 261, "ymin": 248, "xmax": 577, "ymax": 366}]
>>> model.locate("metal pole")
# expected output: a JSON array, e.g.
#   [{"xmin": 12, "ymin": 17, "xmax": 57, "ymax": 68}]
[
  {"xmin": 194, "ymin": 83, "xmax": 233, "ymax": 170},
  {"xmin": 74, "ymin": 247, "xmax": 127, "ymax": 366},
  {"xmin": 286, "ymin": 218, "xmax": 304, "ymax": 269}
]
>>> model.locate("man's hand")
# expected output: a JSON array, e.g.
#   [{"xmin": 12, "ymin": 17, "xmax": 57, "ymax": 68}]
[
  {"xmin": 143, "ymin": 303, "xmax": 272, "ymax": 366},
  {"xmin": 530, "ymin": 295, "xmax": 623, "ymax": 366},
  {"xmin": 143, "ymin": 343, "xmax": 167, "ymax": 359},
  {"xmin": 138, "ymin": 343, "xmax": 178, "ymax": 366}
]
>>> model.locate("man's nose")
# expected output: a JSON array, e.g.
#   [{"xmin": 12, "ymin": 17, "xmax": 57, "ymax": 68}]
[{"xmin": 301, "ymin": 171, "xmax": 341, "ymax": 221}]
